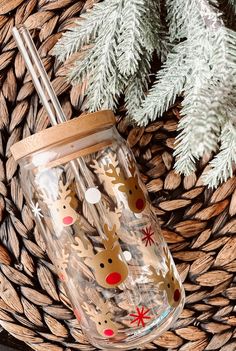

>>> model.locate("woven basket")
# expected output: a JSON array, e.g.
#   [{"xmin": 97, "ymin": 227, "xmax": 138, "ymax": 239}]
[{"xmin": 0, "ymin": 1, "xmax": 236, "ymax": 351}]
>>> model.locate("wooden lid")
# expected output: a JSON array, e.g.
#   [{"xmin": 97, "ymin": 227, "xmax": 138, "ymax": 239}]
[{"xmin": 10, "ymin": 110, "xmax": 116, "ymax": 161}]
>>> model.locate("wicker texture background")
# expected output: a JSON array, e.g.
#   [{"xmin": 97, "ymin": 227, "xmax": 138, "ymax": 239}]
[{"xmin": 0, "ymin": 1, "xmax": 236, "ymax": 350}]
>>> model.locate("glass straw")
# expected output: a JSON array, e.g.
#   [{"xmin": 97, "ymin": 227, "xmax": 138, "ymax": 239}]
[
  {"xmin": 12, "ymin": 24, "xmax": 106, "ymax": 237},
  {"xmin": 12, "ymin": 26, "xmax": 65, "ymax": 126}
]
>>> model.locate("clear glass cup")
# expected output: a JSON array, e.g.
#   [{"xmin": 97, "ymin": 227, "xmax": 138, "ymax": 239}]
[{"xmin": 11, "ymin": 110, "xmax": 185, "ymax": 350}]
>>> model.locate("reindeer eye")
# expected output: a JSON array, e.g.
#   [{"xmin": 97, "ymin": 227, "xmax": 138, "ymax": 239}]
[
  {"xmin": 167, "ymin": 283, "xmax": 170, "ymax": 288},
  {"xmin": 100, "ymin": 263, "xmax": 105, "ymax": 268},
  {"xmin": 108, "ymin": 258, "xmax": 112, "ymax": 264},
  {"xmin": 98, "ymin": 322, "xmax": 101, "ymax": 325},
  {"xmin": 129, "ymin": 190, "xmax": 132, "ymax": 195},
  {"xmin": 63, "ymin": 205, "xmax": 66, "ymax": 209},
  {"xmin": 105, "ymin": 320, "xmax": 107, "ymax": 323},
  {"xmin": 172, "ymin": 277, "xmax": 174, "ymax": 281},
  {"xmin": 135, "ymin": 185, "xmax": 138, "ymax": 190}
]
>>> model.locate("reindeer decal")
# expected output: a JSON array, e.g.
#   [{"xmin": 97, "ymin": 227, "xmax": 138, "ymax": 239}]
[
  {"xmin": 150, "ymin": 248, "xmax": 181, "ymax": 307},
  {"xmin": 72, "ymin": 224, "xmax": 128, "ymax": 289},
  {"xmin": 39, "ymin": 180, "xmax": 79, "ymax": 227},
  {"xmin": 55, "ymin": 249, "xmax": 69, "ymax": 282},
  {"xmin": 105, "ymin": 154, "xmax": 146, "ymax": 213},
  {"xmin": 91, "ymin": 153, "xmax": 120, "ymax": 197},
  {"xmin": 83, "ymin": 300, "xmax": 118, "ymax": 338}
]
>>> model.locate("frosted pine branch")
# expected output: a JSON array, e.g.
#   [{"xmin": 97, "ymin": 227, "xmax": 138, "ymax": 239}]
[
  {"xmin": 203, "ymin": 122, "xmax": 236, "ymax": 188},
  {"xmin": 134, "ymin": 41, "xmax": 189, "ymax": 125},
  {"xmin": 144, "ymin": 0, "xmax": 169, "ymax": 57},
  {"xmin": 174, "ymin": 82, "xmax": 222, "ymax": 176},
  {"xmin": 54, "ymin": 0, "xmax": 164, "ymax": 114},
  {"xmin": 136, "ymin": 0, "xmax": 236, "ymax": 186},
  {"xmin": 83, "ymin": 2, "xmax": 124, "ymax": 111},
  {"xmin": 53, "ymin": 0, "xmax": 236, "ymax": 188},
  {"xmin": 53, "ymin": 2, "xmax": 109, "ymax": 62},
  {"xmin": 172, "ymin": 1, "xmax": 236, "ymax": 178},
  {"xmin": 117, "ymin": 0, "xmax": 146, "ymax": 76},
  {"xmin": 166, "ymin": 0, "xmax": 221, "ymax": 41},
  {"xmin": 125, "ymin": 51, "xmax": 151, "ymax": 116}
]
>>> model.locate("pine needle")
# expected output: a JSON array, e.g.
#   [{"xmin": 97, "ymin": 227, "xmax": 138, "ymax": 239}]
[{"xmin": 203, "ymin": 122, "xmax": 236, "ymax": 188}]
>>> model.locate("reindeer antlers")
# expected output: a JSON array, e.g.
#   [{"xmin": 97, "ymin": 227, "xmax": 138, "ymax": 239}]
[
  {"xmin": 105, "ymin": 154, "xmax": 137, "ymax": 183},
  {"xmin": 163, "ymin": 247, "xmax": 172, "ymax": 270},
  {"xmin": 103, "ymin": 224, "xmax": 118, "ymax": 250},
  {"xmin": 105, "ymin": 165, "xmax": 125, "ymax": 185},
  {"xmin": 149, "ymin": 266, "xmax": 165, "ymax": 286},
  {"xmin": 84, "ymin": 299, "xmax": 110, "ymax": 315},
  {"xmin": 82, "ymin": 303, "xmax": 97, "ymax": 321},
  {"xmin": 91, "ymin": 153, "xmax": 119, "ymax": 174},
  {"xmin": 91, "ymin": 160, "xmax": 105, "ymax": 176},
  {"xmin": 127, "ymin": 154, "xmax": 136, "ymax": 176},
  {"xmin": 58, "ymin": 180, "xmax": 71, "ymax": 200},
  {"xmin": 38, "ymin": 180, "xmax": 71, "ymax": 204},
  {"xmin": 98, "ymin": 300, "xmax": 110, "ymax": 315},
  {"xmin": 72, "ymin": 236, "xmax": 94, "ymax": 259}
]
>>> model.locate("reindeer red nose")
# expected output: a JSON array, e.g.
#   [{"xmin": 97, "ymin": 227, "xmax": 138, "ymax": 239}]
[
  {"xmin": 106, "ymin": 272, "xmax": 121, "ymax": 285},
  {"xmin": 63, "ymin": 216, "xmax": 73, "ymax": 225},
  {"xmin": 174, "ymin": 289, "xmax": 180, "ymax": 302},
  {"xmin": 136, "ymin": 198, "xmax": 144, "ymax": 210},
  {"xmin": 104, "ymin": 329, "xmax": 114, "ymax": 337}
]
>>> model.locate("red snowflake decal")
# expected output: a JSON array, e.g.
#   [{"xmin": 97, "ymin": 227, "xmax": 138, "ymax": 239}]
[
  {"xmin": 141, "ymin": 226, "xmax": 155, "ymax": 247},
  {"xmin": 130, "ymin": 306, "xmax": 152, "ymax": 327}
]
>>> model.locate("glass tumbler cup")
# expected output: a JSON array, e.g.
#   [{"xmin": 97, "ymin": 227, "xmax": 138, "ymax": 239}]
[{"xmin": 11, "ymin": 110, "xmax": 185, "ymax": 350}]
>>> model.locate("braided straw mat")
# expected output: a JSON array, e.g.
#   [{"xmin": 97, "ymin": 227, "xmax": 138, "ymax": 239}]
[{"xmin": 0, "ymin": 1, "xmax": 236, "ymax": 350}]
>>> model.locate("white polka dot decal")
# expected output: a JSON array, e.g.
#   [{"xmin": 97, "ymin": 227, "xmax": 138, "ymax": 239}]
[
  {"xmin": 123, "ymin": 251, "xmax": 132, "ymax": 261},
  {"xmin": 85, "ymin": 187, "xmax": 102, "ymax": 204}
]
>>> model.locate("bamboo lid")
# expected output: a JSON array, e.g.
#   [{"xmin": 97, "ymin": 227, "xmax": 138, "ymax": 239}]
[{"xmin": 10, "ymin": 110, "xmax": 116, "ymax": 161}]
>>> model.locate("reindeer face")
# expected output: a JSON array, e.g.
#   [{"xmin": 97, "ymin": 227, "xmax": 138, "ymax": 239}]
[
  {"xmin": 150, "ymin": 249, "xmax": 181, "ymax": 308},
  {"xmin": 92, "ymin": 246, "xmax": 128, "ymax": 289},
  {"xmin": 95, "ymin": 313, "xmax": 118, "ymax": 338},
  {"xmin": 105, "ymin": 157, "xmax": 146, "ymax": 213},
  {"xmin": 162, "ymin": 270, "xmax": 181, "ymax": 307},
  {"xmin": 51, "ymin": 196, "xmax": 78, "ymax": 227},
  {"xmin": 118, "ymin": 176, "xmax": 146, "ymax": 213}
]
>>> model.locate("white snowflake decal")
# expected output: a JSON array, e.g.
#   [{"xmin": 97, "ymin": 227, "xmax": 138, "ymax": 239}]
[{"xmin": 30, "ymin": 201, "xmax": 44, "ymax": 219}]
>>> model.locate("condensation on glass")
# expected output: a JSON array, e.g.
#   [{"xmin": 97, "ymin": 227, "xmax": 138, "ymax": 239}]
[{"xmin": 11, "ymin": 110, "xmax": 185, "ymax": 350}]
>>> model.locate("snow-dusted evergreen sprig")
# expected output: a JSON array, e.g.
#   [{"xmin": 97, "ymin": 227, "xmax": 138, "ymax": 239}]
[
  {"xmin": 125, "ymin": 50, "xmax": 151, "ymax": 115},
  {"xmin": 134, "ymin": 41, "xmax": 189, "ymax": 125},
  {"xmin": 172, "ymin": 0, "xmax": 236, "ymax": 177},
  {"xmin": 117, "ymin": 0, "xmax": 146, "ymax": 76},
  {"xmin": 53, "ymin": 0, "xmax": 236, "ymax": 188},
  {"xmin": 203, "ymin": 121, "xmax": 236, "ymax": 188},
  {"xmin": 53, "ymin": 2, "xmax": 110, "ymax": 62},
  {"xmin": 144, "ymin": 0, "xmax": 169, "ymax": 58},
  {"xmin": 54, "ymin": 0, "xmax": 165, "ymax": 114},
  {"xmin": 174, "ymin": 81, "xmax": 223, "ymax": 175},
  {"xmin": 136, "ymin": 0, "xmax": 236, "ymax": 186}
]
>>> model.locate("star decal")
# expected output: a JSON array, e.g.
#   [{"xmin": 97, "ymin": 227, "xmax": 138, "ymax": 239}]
[
  {"xmin": 30, "ymin": 201, "xmax": 44, "ymax": 219},
  {"xmin": 141, "ymin": 226, "xmax": 155, "ymax": 247},
  {"xmin": 130, "ymin": 306, "xmax": 152, "ymax": 327}
]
